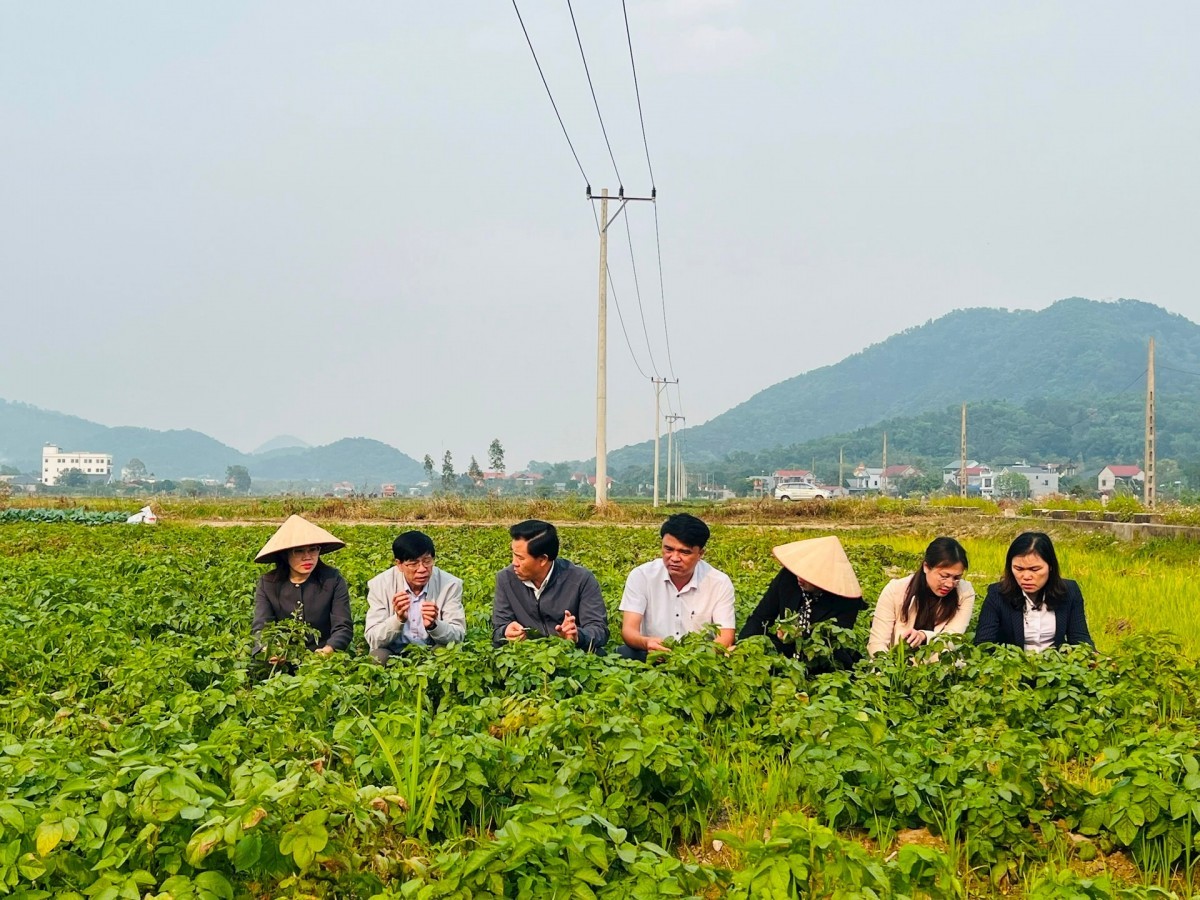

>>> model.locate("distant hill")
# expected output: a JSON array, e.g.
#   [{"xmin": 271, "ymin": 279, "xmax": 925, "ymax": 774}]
[
  {"xmin": 0, "ymin": 400, "xmax": 425, "ymax": 485},
  {"xmin": 605, "ymin": 298, "xmax": 1200, "ymax": 469},
  {"xmin": 252, "ymin": 434, "xmax": 311, "ymax": 454}
]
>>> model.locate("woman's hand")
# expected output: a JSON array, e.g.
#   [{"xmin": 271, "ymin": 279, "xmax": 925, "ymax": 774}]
[
  {"xmin": 315, "ymin": 645, "xmax": 335, "ymax": 657},
  {"xmin": 900, "ymin": 629, "xmax": 928, "ymax": 648}
]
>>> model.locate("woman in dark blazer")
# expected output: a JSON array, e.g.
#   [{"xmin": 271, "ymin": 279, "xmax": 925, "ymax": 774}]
[
  {"xmin": 251, "ymin": 514, "xmax": 353, "ymax": 661},
  {"xmin": 973, "ymin": 531, "xmax": 1093, "ymax": 651}
]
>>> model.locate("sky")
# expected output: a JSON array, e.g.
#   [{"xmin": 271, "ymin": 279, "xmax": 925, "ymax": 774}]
[{"xmin": 3, "ymin": 1, "xmax": 1198, "ymax": 470}]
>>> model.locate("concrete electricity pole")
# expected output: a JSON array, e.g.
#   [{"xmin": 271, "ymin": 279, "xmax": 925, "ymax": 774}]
[
  {"xmin": 589, "ymin": 187, "xmax": 656, "ymax": 507},
  {"xmin": 1145, "ymin": 338, "xmax": 1156, "ymax": 509},
  {"xmin": 959, "ymin": 404, "xmax": 968, "ymax": 499},
  {"xmin": 665, "ymin": 414, "xmax": 685, "ymax": 503},
  {"xmin": 652, "ymin": 377, "xmax": 677, "ymax": 508}
]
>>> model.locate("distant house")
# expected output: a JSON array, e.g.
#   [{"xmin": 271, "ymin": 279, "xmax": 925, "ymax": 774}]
[
  {"xmin": 942, "ymin": 460, "xmax": 994, "ymax": 497},
  {"xmin": 2, "ymin": 474, "xmax": 40, "ymax": 494},
  {"xmin": 847, "ymin": 465, "xmax": 882, "ymax": 493},
  {"xmin": 774, "ymin": 469, "xmax": 813, "ymax": 481},
  {"xmin": 41, "ymin": 444, "xmax": 113, "ymax": 486},
  {"xmin": 510, "ymin": 471, "xmax": 543, "ymax": 487},
  {"xmin": 883, "ymin": 464, "xmax": 921, "ymax": 481},
  {"xmin": 1098, "ymin": 465, "xmax": 1144, "ymax": 495},
  {"xmin": 998, "ymin": 464, "xmax": 1061, "ymax": 499}
]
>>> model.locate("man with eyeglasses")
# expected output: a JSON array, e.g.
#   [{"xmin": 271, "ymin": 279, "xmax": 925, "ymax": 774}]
[{"xmin": 365, "ymin": 530, "xmax": 467, "ymax": 664}]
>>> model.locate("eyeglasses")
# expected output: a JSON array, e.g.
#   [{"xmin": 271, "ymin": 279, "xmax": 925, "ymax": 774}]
[{"xmin": 400, "ymin": 556, "xmax": 435, "ymax": 571}]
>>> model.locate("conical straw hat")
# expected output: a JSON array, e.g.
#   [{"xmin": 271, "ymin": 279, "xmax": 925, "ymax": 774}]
[
  {"xmin": 771, "ymin": 535, "xmax": 862, "ymax": 598},
  {"xmin": 254, "ymin": 514, "xmax": 346, "ymax": 563}
]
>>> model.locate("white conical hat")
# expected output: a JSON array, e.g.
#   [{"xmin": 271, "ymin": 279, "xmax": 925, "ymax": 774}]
[
  {"xmin": 771, "ymin": 535, "xmax": 862, "ymax": 598},
  {"xmin": 254, "ymin": 514, "xmax": 345, "ymax": 563}
]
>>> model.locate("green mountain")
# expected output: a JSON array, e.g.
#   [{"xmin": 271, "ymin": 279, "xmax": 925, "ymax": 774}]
[
  {"xmin": 606, "ymin": 298, "xmax": 1200, "ymax": 470},
  {"xmin": 0, "ymin": 400, "xmax": 425, "ymax": 485}
]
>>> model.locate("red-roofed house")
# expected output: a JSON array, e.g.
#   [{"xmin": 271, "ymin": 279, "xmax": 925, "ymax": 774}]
[
  {"xmin": 883, "ymin": 464, "xmax": 921, "ymax": 480},
  {"xmin": 1098, "ymin": 465, "xmax": 1144, "ymax": 494},
  {"xmin": 774, "ymin": 469, "xmax": 813, "ymax": 480}
]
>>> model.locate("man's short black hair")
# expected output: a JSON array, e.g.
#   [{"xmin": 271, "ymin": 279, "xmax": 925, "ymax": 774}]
[
  {"xmin": 509, "ymin": 519, "xmax": 559, "ymax": 561},
  {"xmin": 393, "ymin": 530, "xmax": 436, "ymax": 562},
  {"xmin": 660, "ymin": 513, "xmax": 710, "ymax": 549}
]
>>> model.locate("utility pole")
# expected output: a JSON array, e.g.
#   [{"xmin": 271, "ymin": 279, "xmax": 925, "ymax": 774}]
[
  {"xmin": 839, "ymin": 446, "xmax": 844, "ymax": 492},
  {"xmin": 959, "ymin": 404, "xmax": 968, "ymax": 499},
  {"xmin": 651, "ymin": 377, "xmax": 677, "ymax": 508},
  {"xmin": 588, "ymin": 187, "xmax": 656, "ymax": 507},
  {"xmin": 665, "ymin": 414, "xmax": 685, "ymax": 503},
  {"xmin": 1145, "ymin": 338, "xmax": 1156, "ymax": 509},
  {"xmin": 881, "ymin": 432, "xmax": 888, "ymax": 496},
  {"xmin": 594, "ymin": 188, "xmax": 609, "ymax": 505}
]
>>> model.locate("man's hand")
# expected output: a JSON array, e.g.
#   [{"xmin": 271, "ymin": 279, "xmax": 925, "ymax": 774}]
[
  {"xmin": 645, "ymin": 637, "xmax": 670, "ymax": 654},
  {"xmin": 900, "ymin": 628, "xmax": 928, "ymax": 648},
  {"xmin": 391, "ymin": 593, "xmax": 411, "ymax": 621},
  {"xmin": 420, "ymin": 601, "xmax": 438, "ymax": 628},
  {"xmin": 315, "ymin": 645, "xmax": 335, "ymax": 657},
  {"xmin": 504, "ymin": 621, "xmax": 527, "ymax": 642},
  {"xmin": 555, "ymin": 610, "xmax": 578, "ymax": 642}
]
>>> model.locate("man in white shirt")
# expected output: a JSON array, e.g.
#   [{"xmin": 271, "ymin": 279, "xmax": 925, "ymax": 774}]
[
  {"xmin": 618, "ymin": 514, "xmax": 736, "ymax": 660},
  {"xmin": 365, "ymin": 531, "xmax": 467, "ymax": 664}
]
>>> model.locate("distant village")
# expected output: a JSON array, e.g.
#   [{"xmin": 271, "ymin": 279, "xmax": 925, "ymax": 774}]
[{"xmin": 0, "ymin": 442, "xmax": 1152, "ymax": 504}]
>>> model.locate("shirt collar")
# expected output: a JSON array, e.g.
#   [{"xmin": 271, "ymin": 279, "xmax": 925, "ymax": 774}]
[{"xmin": 658, "ymin": 558, "xmax": 703, "ymax": 593}]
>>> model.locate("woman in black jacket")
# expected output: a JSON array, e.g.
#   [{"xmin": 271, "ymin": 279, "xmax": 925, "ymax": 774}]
[
  {"xmin": 974, "ymin": 531, "xmax": 1093, "ymax": 651},
  {"xmin": 740, "ymin": 535, "xmax": 866, "ymax": 665},
  {"xmin": 251, "ymin": 514, "xmax": 353, "ymax": 662}
]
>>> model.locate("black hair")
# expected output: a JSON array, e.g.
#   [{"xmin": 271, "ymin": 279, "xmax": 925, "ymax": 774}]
[
  {"xmin": 901, "ymin": 536, "xmax": 969, "ymax": 630},
  {"xmin": 999, "ymin": 531, "xmax": 1067, "ymax": 610},
  {"xmin": 509, "ymin": 519, "xmax": 559, "ymax": 561},
  {"xmin": 392, "ymin": 530, "xmax": 436, "ymax": 562},
  {"xmin": 660, "ymin": 513, "xmax": 710, "ymax": 549},
  {"xmin": 264, "ymin": 549, "xmax": 330, "ymax": 583}
]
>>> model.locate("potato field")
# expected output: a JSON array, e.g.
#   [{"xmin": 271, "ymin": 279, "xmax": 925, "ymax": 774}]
[{"xmin": 2, "ymin": 518, "xmax": 1200, "ymax": 899}]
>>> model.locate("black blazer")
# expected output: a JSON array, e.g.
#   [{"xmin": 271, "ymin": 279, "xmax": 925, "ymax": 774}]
[
  {"xmin": 973, "ymin": 579, "xmax": 1093, "ymax": 650},
  {"xmin": 252, "ymin": 563, "xmax": 353, "ymax": 653},
  {"xmin": 739, "ymin": 567, "xmax": 867, "ymax": 660}
]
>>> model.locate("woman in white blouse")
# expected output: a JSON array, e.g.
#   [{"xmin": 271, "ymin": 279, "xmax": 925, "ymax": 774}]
[
  {"xmin": 973, "ymin": 531, "xmax": 1094, "ymax": 651},
  {"xmin": 867, "ymin": 537, "xmax": 975, "ymax": 656}
]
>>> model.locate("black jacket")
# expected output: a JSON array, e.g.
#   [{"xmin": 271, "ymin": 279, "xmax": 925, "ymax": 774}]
[
  {"xmin": 973, "ymin": 579, "xmax": 1093, "ymax": 649},
  {"xmin": 252, "ymin": 563, "xmax": 353, "ymax": 653},
  {"xmin": 491, "ymin": 558, "xmax": 608, "ymax": 652},
  {"xmin": 739, "ymin": 567, "xmax": 867, "ymax": 659}
]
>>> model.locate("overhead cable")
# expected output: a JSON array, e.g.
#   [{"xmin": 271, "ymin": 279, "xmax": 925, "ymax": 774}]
[
  {"xmin": 565, "ymin": 0, "xmax": 623, "ymax": 186},
  {"xmin": 511, "ymin": 0, "xmax": 592, "ymax": 189}
]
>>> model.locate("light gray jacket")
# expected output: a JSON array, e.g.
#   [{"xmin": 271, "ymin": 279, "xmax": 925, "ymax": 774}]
[{"xmin": 364, "ymin": 565, "xmax": 467, "ymax": 650}]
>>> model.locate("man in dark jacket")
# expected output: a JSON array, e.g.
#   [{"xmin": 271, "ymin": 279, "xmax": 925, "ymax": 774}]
[{"xmin": 491, "ymin": 519, "xmax": 607, "ymax": 653}]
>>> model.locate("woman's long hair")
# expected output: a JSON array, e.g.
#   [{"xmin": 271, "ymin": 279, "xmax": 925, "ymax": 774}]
[
  {"xmin": 998, "ymin": 531, "xmax": 1066, "ymax": 610},
  {"xmin": 263, "ymin": 550, "xmax": 329, "ymax": 583},
  {"xmin": 901, "ymin": 537, "xmax": 969, "ymax": 630}
]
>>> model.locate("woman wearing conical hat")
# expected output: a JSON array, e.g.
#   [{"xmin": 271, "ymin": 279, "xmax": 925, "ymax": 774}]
[
  {"xmin": 867, "ymin": 537, "xmax": 974, "ymax": 657},
  {"xmin": 251, "ymin": 515, "xmax": 353, "ymax": 661},
  {"xmin": 739, "ymin": 536, "xmax": 867, "ymax": 663}
]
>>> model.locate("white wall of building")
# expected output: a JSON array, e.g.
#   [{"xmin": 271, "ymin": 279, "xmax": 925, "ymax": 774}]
[{"xmin": 41, "ymin": 444, "xmax": 113, "ymax": 485}]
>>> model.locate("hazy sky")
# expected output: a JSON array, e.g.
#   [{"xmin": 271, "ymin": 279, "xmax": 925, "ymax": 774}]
[{"xmin": 3, "ymin": 2, "xmax": 1198, "ymax": 468}]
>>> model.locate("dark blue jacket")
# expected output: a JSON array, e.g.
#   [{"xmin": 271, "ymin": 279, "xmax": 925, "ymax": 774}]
[{"xmin": 973, "ymin": 579, "xmax": 1093, "ymax": 649}]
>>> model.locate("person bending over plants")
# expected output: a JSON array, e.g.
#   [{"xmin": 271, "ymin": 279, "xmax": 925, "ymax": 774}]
[
  {"xmin": 251, "ymin": 514, "xmax": 353, "ymax": 670},
  {"xmin": 740, "ymin": 535, "xmax": 867, "ymax": 669},
  {"xmin": 867, "ymin": 536, "xmax": 974, "ymax": 657},
  {"xmin": 492, "ymin": 519, "xmax": 608, "ymax": 653},
  {"xmin": 974, "ymin": 531, "xmax": 1093, "ymax": 651},
  {"xmin": 618, "ymin": 514, "xmax": 736, "ymax": 661}
]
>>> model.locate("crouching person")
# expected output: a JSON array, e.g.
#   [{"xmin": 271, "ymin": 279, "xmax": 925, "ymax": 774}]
[{"xmin": 365, "ymin": 530, "xmax": 466, "ymax": 665}]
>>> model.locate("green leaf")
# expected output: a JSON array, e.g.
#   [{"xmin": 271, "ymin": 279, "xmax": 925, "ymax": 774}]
[{"xmin": 34, "ymin": 821, "xmax": 63, "ymax": 857}]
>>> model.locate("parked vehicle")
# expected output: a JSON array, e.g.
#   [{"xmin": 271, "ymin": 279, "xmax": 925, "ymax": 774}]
[{"xmin": 774, "ymin": 479, "xmax": 829, "ymax": 501}]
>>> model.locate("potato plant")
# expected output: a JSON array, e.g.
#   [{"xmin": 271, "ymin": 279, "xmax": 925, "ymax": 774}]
[{"xmin": 1, "ymin": 521, "xmax": 1199, "ymax": 898}]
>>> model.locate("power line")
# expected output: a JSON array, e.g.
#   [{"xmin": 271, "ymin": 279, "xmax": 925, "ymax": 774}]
[
  {"xmin": 622, "ymin": 214, "xmax": 661, "ymax": 377},
  {"xmin": 621, "ymin": 0, "xmax": 655, "ymax": 187},
  {"xmin": 565, "ymin": 0, "xmax": 623, "ymax": 186},
  {"xmin": 511, "ymin": 0, "xmax": 591, "ymax": 189},
  {"xmin": 1160, "ymin": 364, "xmax": 1200, "ymax": 378},
  {"xmin": 652, "ymin": 207, "xmax": 678, "ymax": 382}
]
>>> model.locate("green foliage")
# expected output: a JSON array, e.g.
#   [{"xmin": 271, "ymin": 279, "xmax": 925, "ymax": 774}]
[{"xmin": 2, "ymin": 521, "xmax": 1200, "ymax": 896}]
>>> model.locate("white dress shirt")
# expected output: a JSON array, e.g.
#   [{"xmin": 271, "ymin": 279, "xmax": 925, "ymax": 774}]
[
  {"xmin": 1023, "ymin": 593, "xmax": 1056, "ymax": 652},
  {"xmin": 619, "ymin": 558, "xmax": 736, "ymax": 640}
]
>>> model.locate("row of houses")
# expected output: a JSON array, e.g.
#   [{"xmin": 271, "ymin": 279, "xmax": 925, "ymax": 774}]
[{"xmin": 767, "ymin": 461, "xmax": 1145, "ymax": 500}]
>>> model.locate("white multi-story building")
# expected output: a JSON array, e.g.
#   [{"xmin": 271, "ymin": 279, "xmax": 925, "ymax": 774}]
[{"xmin": 41, "ymin": 444, "xmax": 113, "ymax": 485}]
